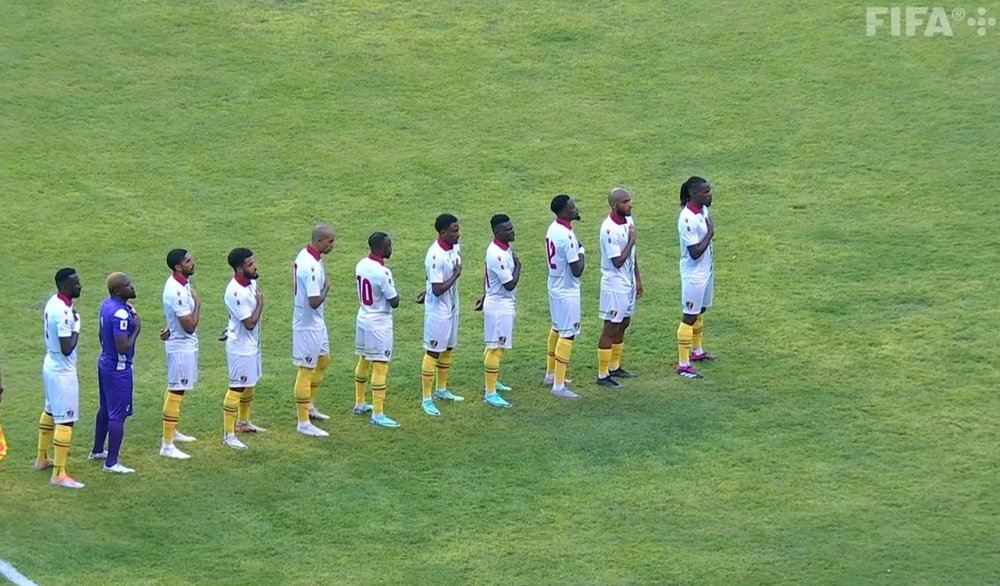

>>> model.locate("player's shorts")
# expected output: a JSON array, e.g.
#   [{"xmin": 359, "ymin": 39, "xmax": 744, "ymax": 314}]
[
  {"xmin": 292, "ymin": 327, "xmax": 330, "ymax": 368},
  {"xmin": 424, "ymin": 312, "xmax": 458, "ymax": 351},
  {"xmin": 484, "ymin": 311, "xmax": 514, "ymax": 349},
  {"xmin": 98, "ymin": 366, "xmax": 134, "ymax": 421},
  {"xmin": 166, "ymin": 350, "xmax": 198, "ymax": 391},
  {"xmin": 599, "ymin": 288, "xmax": 636, "ymax": 323},
  {"xmin": 355, "ymin": 323, "xmax": 393, "ymax": 362},
  {"xmin": 42, "ymin": 368, "xmax": 80, "ymax": 424},
  {"xmin": 228, "ymin": 352, "xmax": 262, "ymax": 388},
  {"xmin": 681, "ymin": 273, "xmax": 714, "ymax": 315},
  {"xmin": 549, "ymin": 294, "xmax": 581, "ymax": 337}
]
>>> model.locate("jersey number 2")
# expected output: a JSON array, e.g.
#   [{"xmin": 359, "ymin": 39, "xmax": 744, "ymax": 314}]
[{"xmin": 545, "ymin": 238, "xmax": 557, "ymax": 269}]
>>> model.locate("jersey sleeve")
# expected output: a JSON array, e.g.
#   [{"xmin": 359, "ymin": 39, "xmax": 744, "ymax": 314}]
[
  {"xmin": 488, "ymin": 252, "xmax": 514, "ymax": 286},
  {"xmin": 380, "ymin": 269, "xmax": 399, "ymax": 301},
  {"xmin": 603, "ymin": 224, "xmax": 624, "ymax": 260},
  {"xmin": 113, "ymin": 308, "xmax": 132, "ymax": 337},
  {"xmin": 561, "ymin": 232, "xmax": 580, "ymax": 265},
  {"xmin": 56, "ymin": 309, "xmax": 74, "ymax": 337},
  {"xmin": 172, "ymin": 287, "xmax": 193, "ymax": 318},
  {"xmin": 680, "ymin": 213, "xmax": 701, "ymax": 247},
  {"xmin": 226, "ymin": 289, "xmax": 253, "ymax": 321},
  {"xmin": 426, "ymin": 254, "xmax": 446, "ymax": 284},
  {"xmin": 299, "ymin": 263, "xmax": 323, "ymax": 297}
]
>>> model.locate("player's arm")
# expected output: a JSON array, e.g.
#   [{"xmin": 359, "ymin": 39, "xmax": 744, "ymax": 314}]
[
  {"xmin": 242, "ymin": 288, "xmax": 265, "ymax": 330},
  {"xmin": 59, "ymin": 310, "xmax": 81, "ymax": 356},
  {"xmin": 302, "ymin": 267, "xmax": 329, "ymax": 309},
  {"xmin": 502, "ymin": 250, "xmax": 521, "ymax": 291},
  {"xmin": 177, "ymin": 288, "xmax": 200, "ymax": 334},
  {"xmin": 686, "ymin": 216, "xmax": 714, "ymax": 260},
  {"xmin": 382, "ymin": 271, "xmax": 400, "ymax": 309},
  {"xmin": 431, "ymin": 259, "xmax": 462, "ymax": 297},
  {"xmin": 113, "ymin": 311, "xmax": 141, "ymax": 354},
  {"xmin": 611, "ymin": 224, "xmax": 637, "ymax": 268},
  {"xmin": 634, "ymin": 254, "xmax": 644, "ymax": 299},
  {"xmin": 566, "ymin": 235, "xmax": 585, "ymax": 278}
]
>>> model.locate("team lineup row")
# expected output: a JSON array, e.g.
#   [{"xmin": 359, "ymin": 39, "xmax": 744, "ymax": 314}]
[{"xmin": 32, "ymin": 179, "xmax": 718, "ymax": 488}]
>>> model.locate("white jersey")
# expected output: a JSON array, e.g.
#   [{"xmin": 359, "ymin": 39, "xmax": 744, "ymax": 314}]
[
  {"xmin": 42, "ymin": 294, "xmax": 77, "ymax": 374},
  {"xmin": 355, "ymin": 255, "xmax": 398, "ymax": 328},
  {"xmin": 224, "ymin": 276, "xmax": 261, "ymax": 356},
  {"xmin": 293, "ymin": 246, "xmax": 326, "ymax": 331},
  {"xmin": 424, "ymin": 238, "xmax": 461, "ymax": 317},
  {"xmin": 162, "ymin": 274, "xmax": 199, "ymax": 353},
  {"xmin": 545, "ymin": 220, "xmax": 582, "ymax": 298},
  {"xmin": 679, "ymin": 204, "xmax": 713, "ymax": 280},
  {"xmin": 599, "ymin": 213, "xmax": 637, "ymax": 293},
  {"xmin": 484, "ymin": 239, "xmax": 516, "ymax": 314}
]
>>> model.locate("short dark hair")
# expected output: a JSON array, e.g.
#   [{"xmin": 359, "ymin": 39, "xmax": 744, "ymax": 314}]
[
  {"xmin": 490, "ymin": 214, "xmax": 511, "ymax": 231},
  {"xmin": 227, "ymin": 248, "xmax": 254, "ymax": 271},
  {"xmin": 368, "ymin": 231, "xmax": 389, "ymax": 252},
  {"xmin": 435, "ymin": 213, "xmax": 459, "ymax": 234},
  {"xmin": 55, "ymin": 267, "xmax": 77, "ymax": 288},
  {"xmin": 680, "ymin": 176, "xmax": 707, "ymax": 206},
  {"xmin": 166, "ymin": 248, "xmax": 187, "ymax": 271},
  {"xmin": 551, "ymin": 194, "xmax": 571, "ymax": 214}
]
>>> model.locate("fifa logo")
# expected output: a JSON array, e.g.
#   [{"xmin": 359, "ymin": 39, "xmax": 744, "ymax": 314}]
[{"xmin": 866, "ymin": 7, "xmax": 996, "ymax": 36}]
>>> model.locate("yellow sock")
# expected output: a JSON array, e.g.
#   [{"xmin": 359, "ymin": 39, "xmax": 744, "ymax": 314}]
[
  {"xmin": 677, "ymin": 322, "xmax": 694, "ymax": 365},
  {"xmin": 162, "ymin": 391, "xmax": 183, "ymax": 444},
  {"xmin": 484, "ymin": 348, "xmax": 501, "ymax": 393},
  {"xmin": 371, "ymin": 361, "xmax": 388, "ymax": 415},
  {"xmin": 37, "ymin": 412, "xmax": 55, "ymax": 462},
  {"xmin": 52, "ymin": 424, "xmax": 72, "ymax": 478},
  {"xmin": 293, "ymin": 367, "xmax": 313, "ymax": 423},
  {"xmin": 223, "ymin": 389, "xmax": 241, "ymax": 434},
  {"xmin": 692, "ymin": 315, "xmax": 704, "ymax": 353},
  {"xmin": 546, "ymin": 329, "xmax": 559, "ymax": 375},
  {"xmin": 610, "ymin": 343, "xmax": 624, "ymax": 371},
  {"xmin": 238, "ymin": 387, "xmax": 254, "ymax": 421},
  {"xmin": 355, "ymin": 357, "xmax": 372, "ymax": 405},
  {"xmin": 421, "ymin": 354, "xmax": 436, "ymax": 400},
  {"xmin": 435, "ymin": 350, "xmax": 453, "ymax": 391},
  {"xmin": 311, "ymin": 354, "xmax": 330, "ymax": 404},
  {"xmin": 554, "ymin": 337, "xmax": 573, "ymax": 389},
  {"xmin": 598, "ymin": 347, "xmax": 612, "ymax": 378}
]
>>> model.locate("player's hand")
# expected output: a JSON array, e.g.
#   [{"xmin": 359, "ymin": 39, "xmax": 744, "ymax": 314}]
[
  {"xmin": 159, "ymin": 327, "xmax": 171, "ymax": 341},
  {"xmin": 415, "ymin": 290, "xmax": 426, "ymax": 304},
  {"xmin": 453, "ymin": 259, "xmax": 463, "ymax": 278},
  {"xmin": 255, "ymin": 288, "xmax": 264, "ymax": 305},
  {"xmin": 217, "ymin": 328, "xmax": 228, "ymax": 342},
  {"xmin": 511, "ymin": 249, "xmax": 521, "ymax": 267},
  {"xmin": 72, "ymin": 309, "xmax": 81, "ymax": 333},
  {"xmin": 473, "ymin": 297, "xmax": 484, "ymax": 312},
  {"xmin": 705, "ymin": 215, "xmax": 714, "ymax": 236},
  {"xmin": 627, "ymin": 223, "xmax": 637, "ymax": 242},
  {"xmin": 636, "ymin": 281, "xmax": 645, "ymax": 300},
  {"xmin": 191, "ymin": 288, "xmax": 201, "ymax": 306}
]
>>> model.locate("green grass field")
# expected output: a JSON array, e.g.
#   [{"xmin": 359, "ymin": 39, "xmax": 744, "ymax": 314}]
[{"xmin": 1, "ymin": 1, "xmax": 998, "ymax": 584}]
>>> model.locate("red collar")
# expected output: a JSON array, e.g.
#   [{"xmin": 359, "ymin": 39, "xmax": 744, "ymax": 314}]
[
  {"xmin": 555, "ymin": 218, "xmax": 573, "ymax": 229},
  {"xmin": 609, "ymin": 211, "xmax": 627, "ymax": 225},
  {"xmin": 234, "ymin": 274, "xmax": 252, "ymax": 287},
  {"xmin": 492, "ymin": 238, "xmax": 510, "ymax": 251},
  {"xmin": 436, "ymin": 236, "xmax": 454, "ymax": 251},
  {"xmin": 306, "ymin": 244, "xmax": 322, "ymax": 260},
  {"xmin": 367, "ymin": 253, "xmax": 385, "ymax": 265},
  {"xmin": 685, "ymin": 202, "xmax": 703, "ymax": 214},
  {"xmin": 57, "ymin": 293, "xmax": 73, "ymax": 307},
  {"xmin": 171, "ymin": 271, "xmax": 189, "ymax": 286}
]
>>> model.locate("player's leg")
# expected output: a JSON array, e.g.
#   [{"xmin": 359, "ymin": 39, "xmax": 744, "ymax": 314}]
[
  {"xmin": 433, "ymin": 317, "xmax": 463, "ymax": 402},
  {"xmin": 691, "ymin": 274, "xmax": 716, "ymax": 361},
  {"xmin": 307, "ymin": 329, "xmax": 331, "ymax": 420},
  {"xmin": 676, "ymin": 278, "xmax": 705, "ymax": 378},
  {"xmin": 103, "ymin": 370, "xmax": 135, "ymax": 473},
  {"xmin": 36, "ymin": 372, "xmax": 57, "ymax": 469},
  {"xmin": 597, "ymin": 290, "xmax": 624, "ymax": 387},
  {"xmin": 369, "ymin": 358, "xmax": 399, "ymax": 427},
  {"xmin": 354, "ymin": 354, "xmax": 372, "ymax": 412},
  {"xmin": 291, "ymin": 329, "xmax": 317, "ymax": 429},
  {"xmin": 483, "ymin": 312, "xmax": 511, "ymax": 408},
  {"xmin": 551, "ymin": 296, "xmax": 581, "ymax": 399},
  {"xmin": 223, "ymin": 354, "xmax": 251, "ymax": 448},
  {"xmin": 50, "ymin": 374, "xmax": 84, "ymax": 488},
  {"xmin": 609, "ymin": 311, "xmax": 637, "ymax": 378},
  {"xmin": 159, "ymin": 366, "xmax": 191, "ymax": 459},
  {"xmin": 90, "ymin": 368, "xmax": 110, "ymax": 459}
]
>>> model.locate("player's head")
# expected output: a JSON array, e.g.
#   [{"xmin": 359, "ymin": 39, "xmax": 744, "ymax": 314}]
[
  {"xmin": 490, "ymin": 214, "xmax": 515, "ymax": 243},
  {"xmin": 227, "ymin": 248, "xmax": 258, "ymax": 280},
  {"xmin": 369, "ymin": 231, "xmax": 393, "ymax": 259},
  {"xmin": 167, "ymin": 248, "xmax": 196, "ymax": 277},
  {"xmin": 106, "ymin": 272, "xmax": 136, "ymax": 300},
  {"xmin": 435, "ymin": 213, "xmax": 461, "ymax": 245},
  {"xmin": 311, "ymin": 224, "xmax": 336, "ymax": 255},
  {"xmin": 55, "ymin": 267, "xmax": 82, "ymax": 299},
  {"xmin": 609, "ymin": 187, "xmax": 633, "ymax": 217},
  {"xmin": 680, "ymin": 176, "xmax": 711, "ymax": 207},
  {"xmin": 551, "ymin": 194, "xmax": 580, "ymax": 222}
]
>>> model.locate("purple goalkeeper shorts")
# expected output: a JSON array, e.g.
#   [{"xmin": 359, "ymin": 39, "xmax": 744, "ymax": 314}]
[{"xmin": 97, "ymin": 366, "xmax": 134, "ymax": 421}]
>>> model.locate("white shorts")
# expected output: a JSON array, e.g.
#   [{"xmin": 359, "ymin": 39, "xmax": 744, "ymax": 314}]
[
  {"xmin": 424, "ymin": 313, "xmax": 458, "ymax": 351},
  {"xmin": 549, "ymin": 294, "xmax": 581, "ymax": 337},
  {"xmin": 42, "ymin": 369, "xmax": 80, "ymax": 424},
  {"xmin": 599, "ymin": 288, "xmax": 635, "ymax": 323},
  {"xmin": 355, "ymin": 324, "xmax": 393, "ymax": 362},
  {"xmin": 292, "ymin": 328, "xmax": 330, "ymax": 368},
  {"xmin": 681, "ymin": 274, "xmax": 714, "ymax": 315},
  {"xmin": 228, "ymin": 352, "xmax": 262, "ymax": 388},
  {"xmin": 484, "ymin": 312, "xmax": 514, "ymax": 349},
  {"xmin": 166, "ymin": 350, "xmax": 198, "ymax": 391}
]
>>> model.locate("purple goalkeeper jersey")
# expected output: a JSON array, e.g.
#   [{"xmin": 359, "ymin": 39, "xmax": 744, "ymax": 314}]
[{"xmin": 98, "ymin": 297, "xmax": 137, "ymax": 370}]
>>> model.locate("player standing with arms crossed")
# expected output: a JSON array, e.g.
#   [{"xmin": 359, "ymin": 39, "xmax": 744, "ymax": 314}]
[
  {"xmin": 291, "ymin": 225, "xmax": 335, "ymax": 431},
  {"xmin": 596, "ymin": 187, "xmax": 642, "ymax": 387},
  {"xmin": 354, "ymin": 232, "xmax": 401, "ymax": 427},
  {"xmin": 37, "ymin": 268, "xmax": 84, "ymax": 488},
  {"xmin": 676, "ymin": 177, "xmax": 717, "ymax": 378},
  {"xmin": 160, "ymin": 249, "xmax": 200, "ymax": 460},
  {"xmin": 544, "ymin": 195, "xmax": 585, "ymax": 399}
]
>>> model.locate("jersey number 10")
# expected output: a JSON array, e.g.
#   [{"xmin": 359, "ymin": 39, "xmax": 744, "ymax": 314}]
[{"xmin": 357, "ymin": 276, "xmax": 374, "ymax": 306}]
